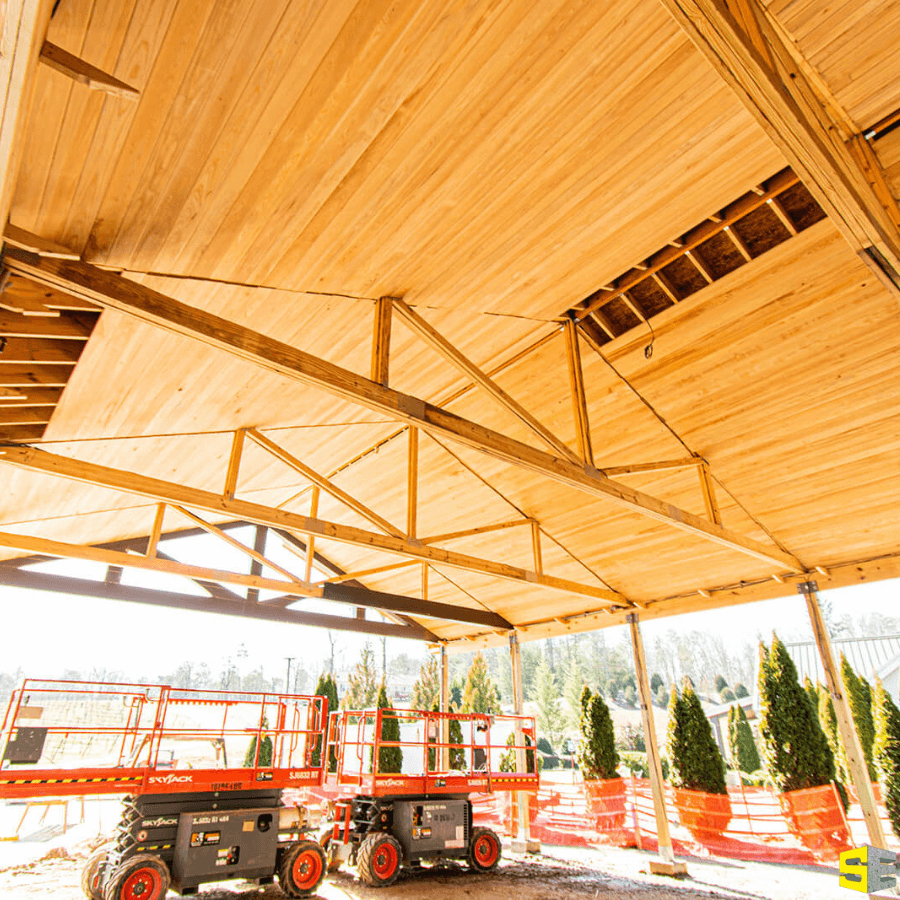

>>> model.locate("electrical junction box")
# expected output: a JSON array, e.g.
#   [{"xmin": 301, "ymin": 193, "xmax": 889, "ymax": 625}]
[
  {"xmin": 172, "ymin": 807, "xmax": 279, "ymax": 892},
  {"xmin": 391, "ymin": 798, "xmax": 469, "ymax": 861}
]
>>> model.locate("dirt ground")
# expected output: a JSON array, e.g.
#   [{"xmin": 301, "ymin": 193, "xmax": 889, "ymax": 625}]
[{"xmin": 0, "ymin": 840, "xmax": 846, "ymax": 900}]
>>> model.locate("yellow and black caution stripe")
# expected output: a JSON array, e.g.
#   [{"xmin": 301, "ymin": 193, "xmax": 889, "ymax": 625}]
[
  {"xmin": 137, "ymin": 844, "xmax": 173, "ymax": 852},
  {"xmin": 1, "ymin": 775, "xmax": 142, "ymax": 786}
]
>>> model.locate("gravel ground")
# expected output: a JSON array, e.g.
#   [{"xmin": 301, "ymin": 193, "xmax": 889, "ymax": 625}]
[{"xmin": 0, "ymin": 838, "xmax": 845, "ymax": 900}]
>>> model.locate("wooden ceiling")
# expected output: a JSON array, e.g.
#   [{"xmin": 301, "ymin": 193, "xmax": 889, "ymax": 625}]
[{"xmin": 0, "ymin": 0, "xmax": 898, "ymax": 649}]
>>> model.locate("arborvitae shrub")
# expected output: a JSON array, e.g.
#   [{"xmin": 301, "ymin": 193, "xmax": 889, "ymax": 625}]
[
  {"xmin": 714, "ymin": 675, "xmax": 728, "ymax": 693},
  {"xmin": 375, "ymin": 684, "xmax": 403, "ymax": 774},
  {"xmin": 874, "ymin": 681, "xmax": 900, "ymax": 838},
  {"xmin": 462, "ymin": 653, "xmax": 500, "ymax": 714},
  {"xmin": 576, "ymin": 687, "xmax": 619, "ymax": 780},
  {"xmin": 721, "ymin": 688, "xmax": 736, "ymax": 703},
  {"xmin": 734, "ymin": 683, "xmax": 749, "ymax": 699},
  {"xmin": 311, "ymin": 671, "xmax": 340, "ymax": 770},
  {"xmin": 728, "ymin": 704, "xmax": 761, "ymax": 773},
  {"xmin": 842, "ymin": 655, "xmax": 877, "ymax": 780},
  {"xmin": 666, "ymin": 681, "xmax": 727, "ymax": 794},
  {"xmin": 758, "ymin": 637, "xmax": 836, "ymax": 794}
]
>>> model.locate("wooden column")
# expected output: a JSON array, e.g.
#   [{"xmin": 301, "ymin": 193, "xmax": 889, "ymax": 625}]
[
  {"xmin": 440, "ymin": 644, "xmax": 450, "ymax": 771},
  {"xmin": 407, "ymin": 427, "xmax": 418, "ymax": 540},
  {"xmin": 564, "ymin": 319, "xmax": 594, "ymax": 466},
  {"xmin": 509, "ymin": 632, "xmax": 539, "ymax": 852},
  {"xmin": 800, "ymin": 580, "xmax": 887, "ymax": 848},
  {"xmin": 627, "ymin": 613, "xmax": 686, "ymax": 875}
]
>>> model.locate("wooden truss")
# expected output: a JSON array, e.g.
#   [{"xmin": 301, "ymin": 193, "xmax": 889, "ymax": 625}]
[{"xmin": 2, "ymin": 248, "xmax": 802, "ymax": 575}]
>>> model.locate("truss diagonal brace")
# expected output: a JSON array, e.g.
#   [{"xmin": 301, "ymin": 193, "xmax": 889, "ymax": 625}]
[{"xmin": 2, "ymin": 250, "xmax": 801, "ymax": 572}]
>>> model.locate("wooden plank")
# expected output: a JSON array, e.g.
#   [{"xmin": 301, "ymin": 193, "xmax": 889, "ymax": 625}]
[
  {"xmin": 223, "ymin": 428, "xmax": 244, "ymax": 501},
  {"xmin": 0, "ymin": 365, "xmax": 70, "ymax": 386},
  {"xmin": 305, "ymin": 486, "xmax": 319, "ymax": 584},
  {"xmin": 0, "ymin": 313, "xmax": 90, "ymax": 339},
  {"xmin": 0, "ymin": 0, "xmax": 55, "ymax": 235},
  {"xmin": 531, "ymin": 521, "xmax": 543, "ymax": 575},
  {"xmin": 0, "ymin": 386, "xmax": 61, "ymax": 406},
  {"xmin": 723, "ymin": 224, "xmax": 752, "ymax": 261},
  {"xmin": 393, "ymin": 298, "xmax": 581, "ymax": 464},
  {"xmin": 0, "ymin": 424, "xmax": 43, "ymax": 441},
  {"xmin": 0, "ymin": 444, "xmax": 627, "ymax": 605},
  {"xmin": 370, "ymin": 296, "xmax": 392, "ymax": 387},
  {"xmin": 0, "ymin": 337, "xmax": 80, "ymax": 363},
  {"xmin": 39, "ymin": 40, "xmax": 139, "ymax": 98},
  {"xmin": 315, "ymin": 559, "xmax": 418, "ymax": 586},
  {"xmin": 660, "ymin": 0, "xmax": 900, "ymax": 290},
  {"xmin": 4, "ymin": 279, "xmax": 99, "ymax": 312},
  {"xmin": 3, "ymin": 251, "xmax": 803, "ymax": 572},
  {"xmin": 601, "ymin": 458, "xmax": 702, "ymax": 476},
  {"xmin": 698, "ymin": 462, "xmax": 722, "ymax": 525},
  {"xmin": 3, "ymin": 223, "xmax": 79, "ymax": 259},
  {"xmin": 0, "ymin": 406, "xmax": 50, "ymax": 425},
  {"xmin": 421, "ymin": 518, "xmax": 533, "ymax": 545},
  {"xmin": 563, "ymin": 318, "xmax": 594, "ymax": 466},
  {"xmin": 146, "ymin": 503, "xmax": 166, "ymax": 558},
  {"xmin": 245, "ymin": 428, "xmax": 404, "ymax": 538}
]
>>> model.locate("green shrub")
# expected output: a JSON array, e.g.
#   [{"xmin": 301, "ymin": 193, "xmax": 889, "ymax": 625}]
[
  {"xmin": 728, "ymin": 704, "xmax": 761, "ymax": 773},
  {"xmin": 734, "ymin": 683, "xmax": 749, "ymax": 699},
  {"xmin": 720, "ymin": 688, "xmax": 736, "ymax": 703},
  {"xmin": 576, "ymin": 687, "xmax": 619, "ymax": 780},
  {"xmin": 666, "ymin": 680, "xmax": 727, "ymax": 794},
  {"xmin": 655, "ymin": 685, "xmax": 670, "ymax": 708},
  {"xmin": 243, "ymin": 731, "xmax": 273, "ymax": 767},
  {"xmin": 500, "ymin": 731, "xmax": 536, "ymax": 773},
  {"xmin": 650, "ymin": 673, "xmax": 664, "ymax": 694},
  {"xmin": 874, "ymin": 681, "xmax": 900, "ymax": 839},
  {"xmin": 311, "ymin": 671, "xmax": 339, "ymax": 771},
  {"xmin": 619, "ymin": 751, "xmax": 648, "ymax": 778},
  {"xmin": 622, "ymin": 684, "xmax": 637, "ymax": 707},
  {"xmin": 374, "ymin": 684, "xmax": 403, "ymax": 774},
  {"xmin": 536, "ymin": 736, "xmax": 554, "ymax": 755},
  {"xmin": 617, "ymin": 723, "xmax": 645, "ymax": 753},
  {"xmin": 714, "ymin": 675, "xmax": 728, "ymax": 693},
  {"xmin": 740, "ymin": 769, "xmax": 770, "ymax": 787},
  {"xmin": 842, "ymin": 656, "xmax": 877, "ymax": 780},
  {"xmin": 758, "ymin": 637, "xmax": 837, "ymax": 794}
]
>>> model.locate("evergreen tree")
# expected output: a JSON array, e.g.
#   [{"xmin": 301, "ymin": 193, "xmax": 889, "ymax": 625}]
[
  {"xmin": 448, "ymin": 714, "xmax": 466, "ymax": 769},
  {"xmin": 666, "ymin": 681, "xmax": 727, "ymax": 794},
  {"xmin": 803, "ymin": 676, "xmax": 819, "ymax": 713},
  {"xmin": 461, "ymin": 653, "xmax": 500, "ymax": 714},
  {"xmin": 411, "ymin": 657, "xmax": 440, "ymax": 711},
  {"xmin": 818, "ymin": 683, "xmax": 848, "ymax": 785},
  {"xmin": 311, "ymin": 671, "xmax": 340, "ymax": 768},
  {"xmin": 344, "ymin": 642, "xmax": 379, "ymax": 710},
  {"xmin": 650, "ymin": 673, "xmax": 664, "ymax": 694},
  {"xmin": 734, "ymin": 682, "xmax": 749, "ymax": 699},
  {"xmin": 563, "ymin": 655, "xmax": 586, "ymax": 729},
  {"xmin": 727, "ymin": 704, "xmax": 761, "ymax": 773},
  {"xmin": 534, "ymin": 655, "xmax": 566, "ymax": 748},
  {"xmin": 374, "ymin": 683, "xmax": 403, "ymax": 774},
  {"xmin": 841, "ymin": 655, "xmax": 877, "ymax": 780},
  {"xmin": 243, "ymin": 721, "xmax": 273, "ymax": 768},
  {"xmin": 758, "ymin": 637, "xmax": 836, "ymax": 794},
  {"xmin": 449, "ymin": 675, "xmax": 464, "ymax": 708},
  {"xmin": 874, "ymin": 681, "xmax": 900, "ymax": 838},
  {"xmin": 714, "ymin": 674, "xmax": 728, "ymax": 693},
  {"xmin": 576, "ymin": 687, "xmax": 619, "ymax": 780}
]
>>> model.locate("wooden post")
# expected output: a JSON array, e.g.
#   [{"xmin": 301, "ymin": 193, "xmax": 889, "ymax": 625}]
[
  {"xmin": 627, "ymin": 613, "xmax": 687, "ymax": 875},
  {"xmin": 305, "ymin": 487, "xmax": 320, "ymax": 583},
  {"xmin": 563, "ymin": 319, "xmax": 594, "ymax": 466},
  {"xmin": 509, "ymin": 632, "xmax": 540, "ymax": 852},
  {"xmin": 530, "ymin": 521, "xmax": 543, "ymax": 575},
  {"xmin": 440, "ymin": 644, "xmax": 450, "ymax": 771},
  {"xmin": 370, "ymin": 297, "xmax": 392, "ymax": 387},
  {"xmin": 407, "ymin": 426, "xmax": 418, "ymax": 540},
  {"xmin": 800, "ymin": 580, "xmax": 888, "ymax": 848}
]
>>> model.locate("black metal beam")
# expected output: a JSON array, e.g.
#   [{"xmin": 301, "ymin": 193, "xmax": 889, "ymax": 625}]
[
  {"xmin": 322, "ymin": 582, "xmax": 512, "ymax": 630},
  {"xmin": 0, "ymin": 567, "xmax": 434, "ymax": 640}
]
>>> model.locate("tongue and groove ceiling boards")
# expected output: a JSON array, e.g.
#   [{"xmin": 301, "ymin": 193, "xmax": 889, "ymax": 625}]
[{"xmin": 0, "ymin": 0, "xmax": 898, "ymax": 649}]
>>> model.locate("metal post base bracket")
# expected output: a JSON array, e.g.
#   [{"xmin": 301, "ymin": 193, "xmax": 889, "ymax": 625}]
[{"xmin": 649, "ymin": 858, "xmax": 688, "ymax": 876}]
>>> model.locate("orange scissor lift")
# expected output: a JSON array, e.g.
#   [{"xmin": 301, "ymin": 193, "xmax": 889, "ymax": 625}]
[
  {"xmin": 322, "ymin": 707, "xmax": 539, "ymax": 887},
  {"xmin": 0, "ymin": 679, "xmax": 330, "ymax": 900}
]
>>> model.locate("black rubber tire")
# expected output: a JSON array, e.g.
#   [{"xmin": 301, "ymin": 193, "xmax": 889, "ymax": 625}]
[
  {"xmin": 278, "ymin": 840, "xmax": 327, "ymax": 898},
  {"xmin": 467, "ymin": 826, "xmax": 501, "ymax": 873},
  {"xmin": 357, "ymin": 832, "xmax": 403, "ymax": 887},
  {"xmin": 81, "ymin": 848, "xmax": 108, "ymax": 900},
  {"xmin": 103, "ymin": 853, "xmax": 170, "ymax": 900}
]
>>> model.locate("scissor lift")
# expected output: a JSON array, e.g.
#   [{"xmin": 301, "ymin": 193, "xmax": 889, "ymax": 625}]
[
  {"xmin": 324, "ymin": 707, "xmax": 539, "ymax": 886},
  {"xmin": 0, "ymin": 679, "xmax": 329, "ymax": 900}
]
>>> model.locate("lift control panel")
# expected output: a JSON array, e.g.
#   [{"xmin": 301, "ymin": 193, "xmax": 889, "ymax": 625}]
[{"xmin": 392, "ymin": 798, "xmax": 469, "ymax": 860}]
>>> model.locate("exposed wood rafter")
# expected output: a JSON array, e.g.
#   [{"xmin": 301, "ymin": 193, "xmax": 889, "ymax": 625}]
[
  {"xmin": 39, "ymin": 41, "xmax": 139, "ymax": 98},
  {"xmin": 0, "ymin": 249, "xmax": 801, "ymax": 572}
]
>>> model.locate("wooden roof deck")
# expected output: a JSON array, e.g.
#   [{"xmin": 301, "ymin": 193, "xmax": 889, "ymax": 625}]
[{"xmin": 0, "ymin": 0, "xmax": 898, "ymax": 649}]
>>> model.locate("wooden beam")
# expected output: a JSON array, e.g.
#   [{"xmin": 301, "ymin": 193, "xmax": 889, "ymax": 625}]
[
  {"xmin": 0, "ymin": 406, "xmax": 50, "ymax": 425},
  {"xmin": 601, "ymin": 458, "xmax": 702, "ymax": 477},
  {"xmin": 245, "ymin": 428, "xmax": 404, "ymax": 538},
  {"xmin": 305, "ymin": 486, "xmax": 319, "ymax": 583},
  {"xmin": 315, "ymin": 559, "xmax": 419, "ymax": 585},
  {"xmin": 146, "ymin": 503, "xmax": 165, "ymax": 558},
  {"xmin": 3, "ymin": 251, "xmax": 802, "ymax": 572},
  {"xmin": 39, "ymin": 40, "xmax": 139, "ymax": 98},
  {"xmin": 652, "ymin": 272, "xmax": 680, "ymax": 304},
  {"xmin": 421, "ymin": 518, "xmax": 533, "ymax": 545},
  {"xmin": 0, "ymin": 0, "xmax": 55, "ymax": 234},
  {"xmin": 660, "ymin": 0, "xmax": 900, "ymax": 291},
  {"xmin": 4, "ymin": 224, "xmax": 79, "ymax": 259},
  {"xmin": 722, "ymin": 224, "xmax": 752, "ymax": 262},
  {"xmin": 0, "ymin": 387, "xmax": 60, "ymax": 405},
  {"xmin": 370, "ymin": 296, "xmax": 392, "ymax": 387},
  {"xmin": 698, "ymin": 462, "xmax": 722, "ymax": 526},
  {"xmin": 0, "ymin": 444, "xmax": 627, "ymax": 604},
  {"xmin": 407, "ymin": 425, "xmax": 418, "ymax": 540},
  {"xmin": 685, "ymin": 249, "xmax": 714, "ymax": 284},
  {"xmin": 563, "ymin": 318, "xmax": 594, "ymax": 466},
  {"xmin": 0, "ymin": 566, "xmax": 432, "ymax": 640},
  {"xmin": 767, "ymin": 196, "xmax": 797, "ymax": 234},
  {"xmin": 0, "ymin": 529, "xmax": 318, "ymax": 596},
  {"xmin": 0, "ymin": 366, "xmax": 69, "ymax": 386},
  {"xmin": 393, "ymin": 298, "xmax": 580, "ymax": 465},
  {"xmin": 531, "ymin": 521, "xmax": 543, "ymax": 576},
  {"xmin": 223, "ymin": 429, "xmax": 244, "ymax": 501}
]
